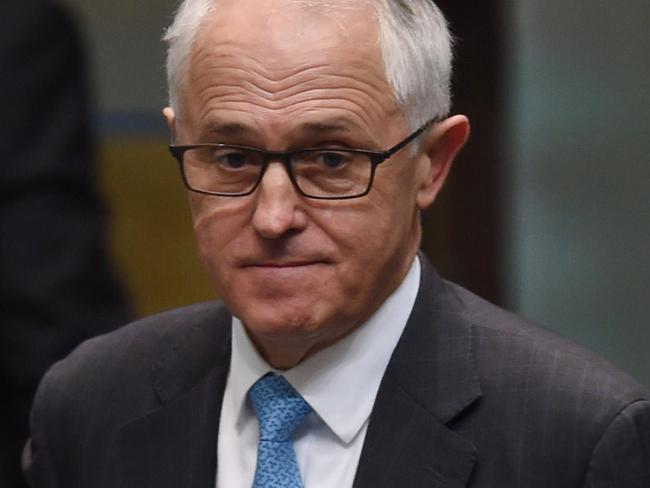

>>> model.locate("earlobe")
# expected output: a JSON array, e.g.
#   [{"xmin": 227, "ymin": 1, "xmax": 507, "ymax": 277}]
[
  {"xmin": 163, "ymin": 107, "xmax": 177, "ymax": 142},
  {"xmin": 416, "ymin": 115, "xmax": 470, "ymax": 210}
]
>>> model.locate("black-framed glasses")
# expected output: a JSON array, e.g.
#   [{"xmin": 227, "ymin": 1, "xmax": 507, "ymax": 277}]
[{"xmin": 168, "ymin": 119, "xmax": 435, "ymax": 200}]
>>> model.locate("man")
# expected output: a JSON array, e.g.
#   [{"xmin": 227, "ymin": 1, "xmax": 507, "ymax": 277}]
[
  {"xmin": 23, "ymin": 0, "xmax": 650, "ymax": 487},
  {"xmin": 1, "ymin": 1, "xmax": 130, "ymax": 486}
]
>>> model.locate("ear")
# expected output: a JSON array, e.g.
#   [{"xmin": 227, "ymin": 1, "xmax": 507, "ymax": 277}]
[
  {"xmin": 415, "ymin": 115, "xmax": 470, "ymax": 210},
  {"xmin": 163, "ymin": 107, "xmax": 177, "ymax": 142}
]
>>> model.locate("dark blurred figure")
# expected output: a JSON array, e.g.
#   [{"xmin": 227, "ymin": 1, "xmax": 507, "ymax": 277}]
[{"xmin": 0, "ymin": 1, "xmax": 131, "ymax": 486}]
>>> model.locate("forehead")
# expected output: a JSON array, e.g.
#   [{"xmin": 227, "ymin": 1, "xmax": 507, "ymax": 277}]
[
  {"xmin": 180, "ymin": 0, "xmax": 400, "ymax": 133},
  {"xmin": 193, "ymin": 0, "xmax": 377, "ymax": 54}
]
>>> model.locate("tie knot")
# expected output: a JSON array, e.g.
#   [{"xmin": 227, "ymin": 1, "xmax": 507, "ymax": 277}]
[{"xmin": 249, "ymin": 374, "xmax": 312, "ymax": 442}]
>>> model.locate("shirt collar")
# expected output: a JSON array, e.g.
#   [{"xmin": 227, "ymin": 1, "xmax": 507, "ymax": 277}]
[{"xmin": 228, "ymin": 257, "xmax": 421, "ymax": 444}]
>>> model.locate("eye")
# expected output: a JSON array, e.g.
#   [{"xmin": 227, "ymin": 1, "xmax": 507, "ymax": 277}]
[
  {"xmin": 213, "ymin": 150, "xmax": 250, "ymax": 169},
  {"xmin": 317, "ymin": 151, "xmax": 351, "ymax": 169}
]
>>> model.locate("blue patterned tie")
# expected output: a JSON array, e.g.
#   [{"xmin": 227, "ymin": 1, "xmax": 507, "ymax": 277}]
[{"xmin": 248, "ymin": 374, "xmax": 312, "ymax": 488}]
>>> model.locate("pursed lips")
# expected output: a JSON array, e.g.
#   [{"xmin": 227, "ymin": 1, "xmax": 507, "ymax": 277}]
[
  {"xmin": 241, "ymin": 260, "xmax": 326, "ymax": 268},
  {"xmin": 238, "ymin": 260, "xmax": 328, "ymax": 283}
]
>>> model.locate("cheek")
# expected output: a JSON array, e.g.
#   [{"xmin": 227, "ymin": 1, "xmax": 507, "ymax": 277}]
[
  {"xmin": 189, "ymin": 195, "xmax": 250, "ymax": 277},
  {"xmin": 317, "ymin": 199, "xmax": 407, "ymax": 279},
  {"xmin": 342, "ymin": 183, "xmax": 419, "ymax": 269}
]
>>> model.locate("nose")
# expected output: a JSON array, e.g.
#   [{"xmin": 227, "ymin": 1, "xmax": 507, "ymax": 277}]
[{"xmin": 251, "ymin": 162, "xmax": 307, "ymax": 239}]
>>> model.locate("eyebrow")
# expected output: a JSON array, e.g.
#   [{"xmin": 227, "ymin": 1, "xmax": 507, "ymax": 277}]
[
  {"xmin": 201, "ymin": 122, "xmax": 250, "ymax": 138},
  {"xmin": 298, "ymin": 120, "xmax": 355, "ymax": 134}
]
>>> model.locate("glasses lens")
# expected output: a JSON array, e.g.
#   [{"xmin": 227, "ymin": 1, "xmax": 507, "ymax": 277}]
[
  {"xmin": 182, "ymin": 146, "xmax": 263, "ymax": 195},
  {"xmin": 292, "ymin": 150, "xmax": 373, "ymax": 198}
]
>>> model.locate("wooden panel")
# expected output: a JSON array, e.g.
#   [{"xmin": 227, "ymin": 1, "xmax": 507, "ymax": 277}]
[{"xmin": 99, "ymin": 139, "xmax": 214, "ymax": 317}]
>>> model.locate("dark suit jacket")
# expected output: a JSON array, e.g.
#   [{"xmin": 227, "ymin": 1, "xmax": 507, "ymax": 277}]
[{"xmin": 23, "ymin": 258, "xmax": 650, "ymax": 487}]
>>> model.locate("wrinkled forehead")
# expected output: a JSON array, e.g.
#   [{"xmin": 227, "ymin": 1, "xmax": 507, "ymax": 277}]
[
  {"xmin": 188, "ymin": 0, "xmax": 381, "ymax": 76},
  {"xmin": 174, "ymin": 0, "xmax": 398, "ymax": 129}
]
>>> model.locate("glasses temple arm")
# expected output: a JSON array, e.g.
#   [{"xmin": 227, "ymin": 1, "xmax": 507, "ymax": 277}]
[{"xmin": 382, "ymin": 118, "xmax": 437, "ymax": 158}]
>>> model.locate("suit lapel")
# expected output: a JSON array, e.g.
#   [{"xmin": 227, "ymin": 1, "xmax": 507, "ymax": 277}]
[
  {"xmin": 120, "ymin": 306, "xmax": 232, "ymax": 488},
  {"xmin": 354, "ymin": 257, "xmax": 481, "ymax": 488}
]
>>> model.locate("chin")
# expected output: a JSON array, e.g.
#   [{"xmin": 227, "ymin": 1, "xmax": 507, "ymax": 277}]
[
  {"xmin": 244, "ymin": 309, "xmax": 320, "ymax": 335},
  {"xmin": 236, "ymin": 298, "xmax": 339, "ymax": 339}
]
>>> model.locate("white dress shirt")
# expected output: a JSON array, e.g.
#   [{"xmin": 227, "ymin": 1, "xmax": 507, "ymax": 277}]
[{"xmin": 216, "ymin": 257, "xmax": 421, "ymax": 488}]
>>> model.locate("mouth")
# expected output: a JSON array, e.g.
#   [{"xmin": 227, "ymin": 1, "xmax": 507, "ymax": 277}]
[
  {"xmin": 242, "ymin": 260, "xmax": 326, "ymax": 269},
  {"xmin": 237, "ymin": 260, "xmax": 329, "ymax": 295}
]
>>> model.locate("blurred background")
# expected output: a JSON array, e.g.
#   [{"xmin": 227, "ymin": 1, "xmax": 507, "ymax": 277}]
[{"xmin": 2, "ymin": 0, "xmax": 648, "ymax": 485}]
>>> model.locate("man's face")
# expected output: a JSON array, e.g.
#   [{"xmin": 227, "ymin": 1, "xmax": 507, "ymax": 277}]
[{"xmin": 171, "ymin": 0, "xmax": 438, "ymax": 364}]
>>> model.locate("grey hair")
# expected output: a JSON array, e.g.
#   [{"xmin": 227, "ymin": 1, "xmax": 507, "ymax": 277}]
[{"xmin": 163, "ymin": 0, "xmax": 453, "ymax": 131}]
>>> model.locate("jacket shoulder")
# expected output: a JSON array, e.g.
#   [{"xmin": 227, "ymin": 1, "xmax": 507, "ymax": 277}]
[
  {"xmin": 55, "ymin": 300, "xmax": 229, "ymax": 378},
  {"xmin": 446, "ymin": 281, "xmax": 648, "ymax": 403},
  {"xmin": 440, "ymin": 281, "xmax": 650, "ymax": 485},
  {"xmin": 32, "ymin": 300, "xmax": 231, "ymax": 429},
  {"xmin": 25, "ymin": 301, "xmax": 231, "ymax": 485}
]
